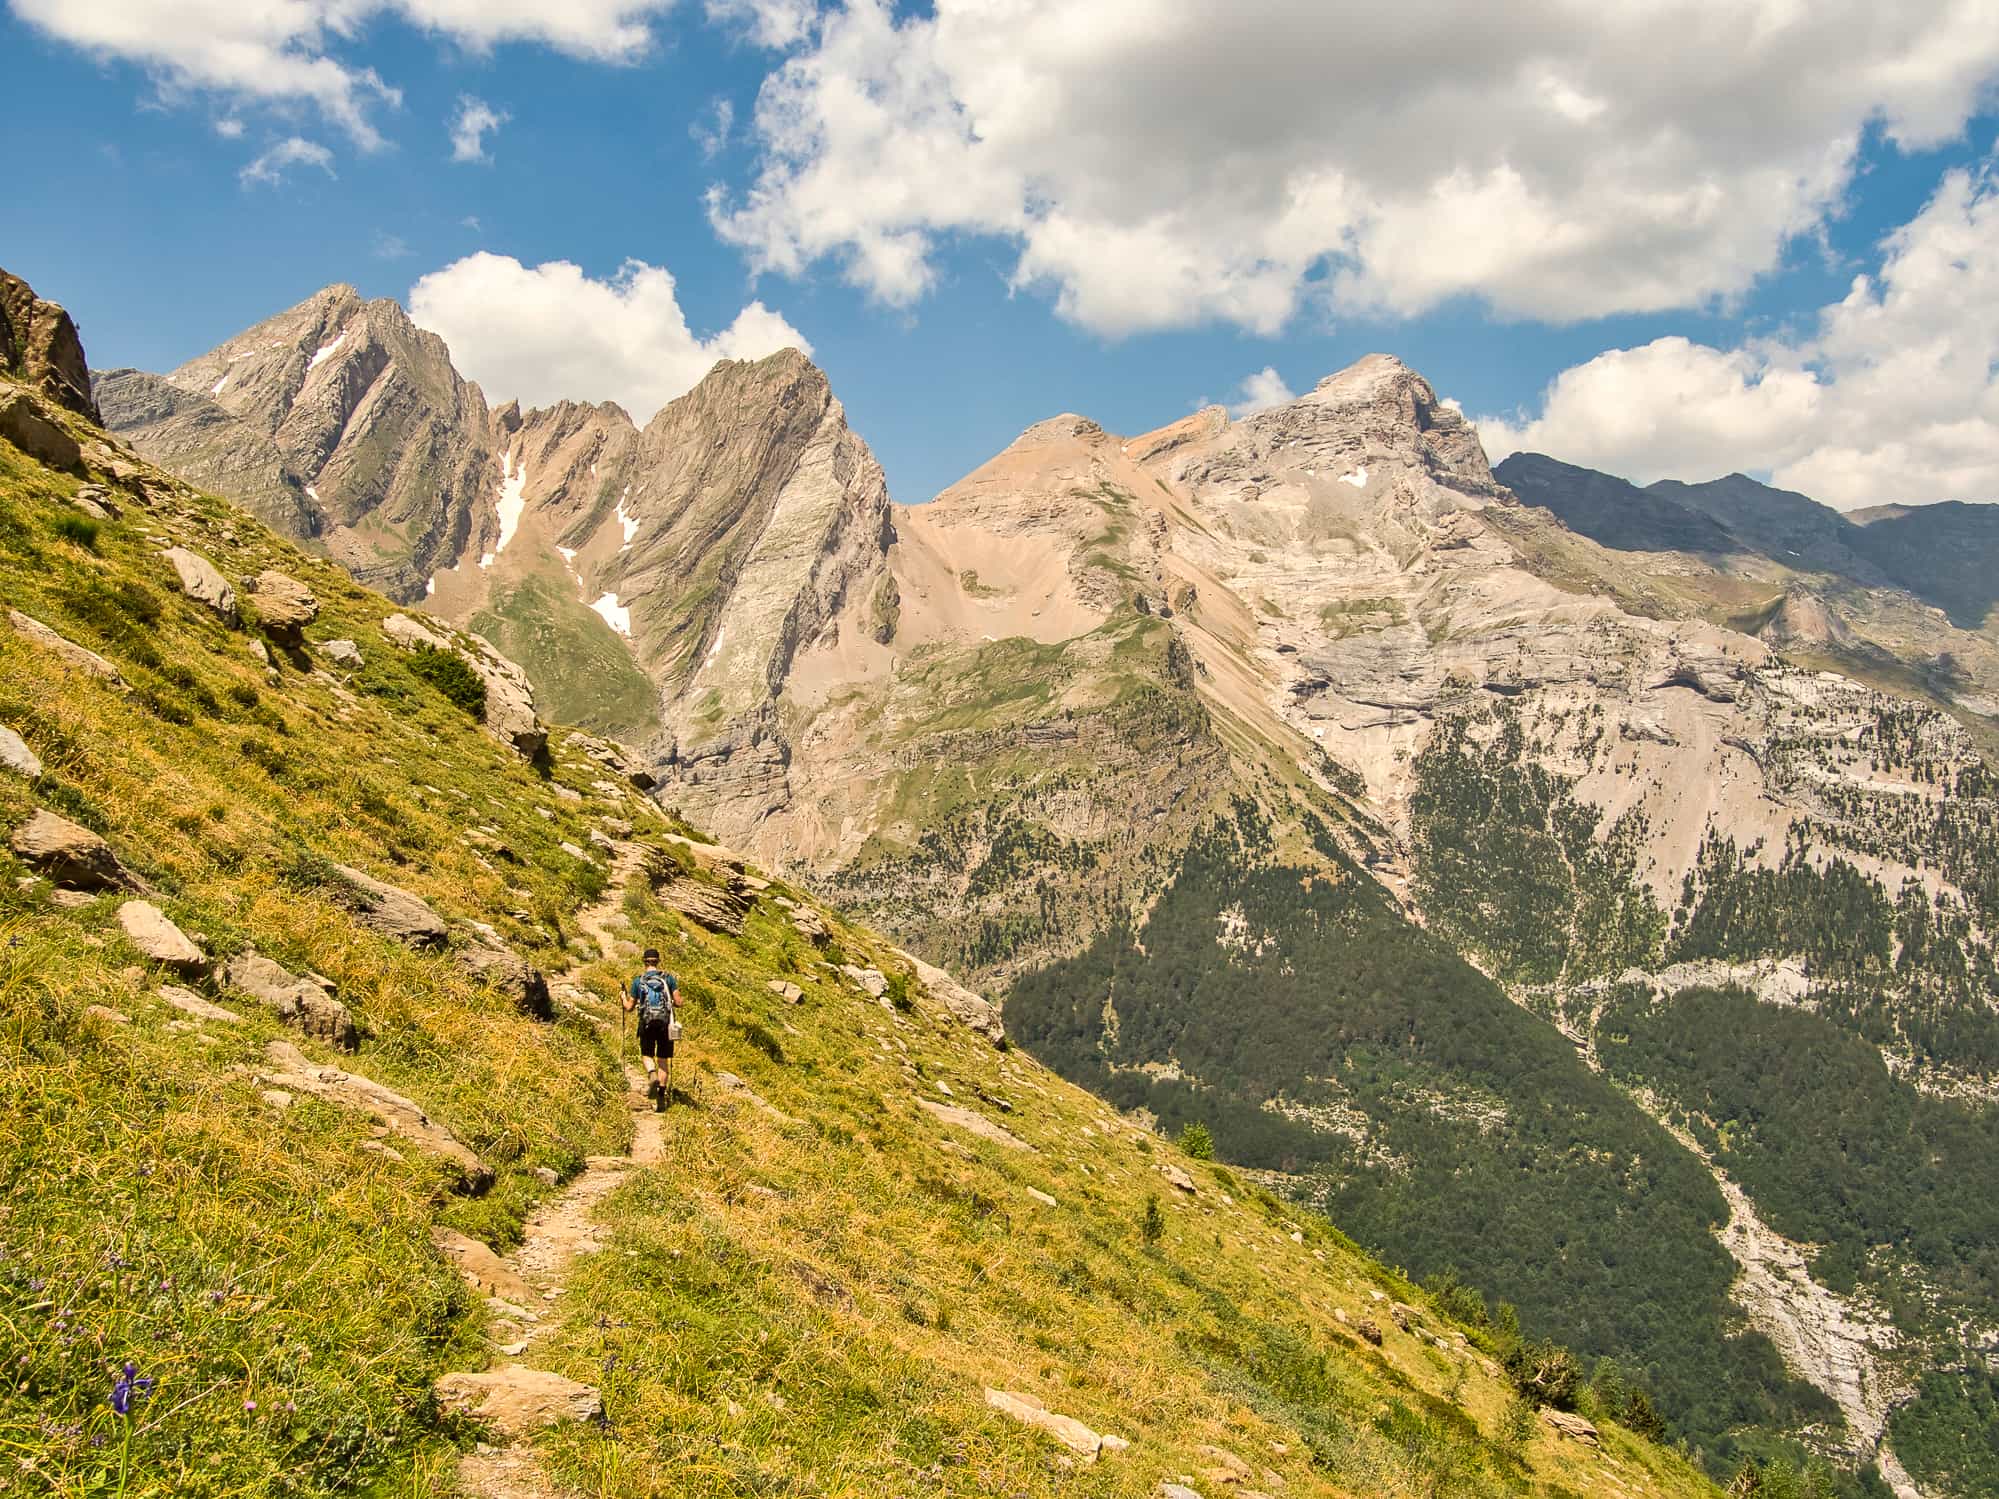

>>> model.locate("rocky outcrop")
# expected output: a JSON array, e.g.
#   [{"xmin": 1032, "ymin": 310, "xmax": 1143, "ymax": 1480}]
[
  {"xmin": 11, "ymin": 810, "xmax": 142, "ymax": 891},
  {"xmin": 896, "ymin": 948, "xmax": 1004, "ymax": 1045},
  {"xmin": 9, "ymin": 610, "xmax": 126, "ymax": 687},
  {"xmin": 0, "ymin": 388, "xmax": 81, "ymax": 469},
  {"xmin": 259, "ymin": 1040, "xmax": 488, "ymax": 1184},
  {"xmin": 1, "ymin": 268, "xmax": 99, "ymax": 421},
  {"xmin": 382, "ymin": 613, "xmax": 545, "ymax": 757},
  {"xmin": 916, "ymin": 1097, "xmax": 1031, "ymax": 1150},
  {"xmin": 458, "ymin": 928, "xmax": 552, "ymax": 1018},
  {"xmin": 223, "ymin": 951, "xmax": 356, "ymax": 1048},
  {"xmin": 328, "ymin": 863, "xmax": 447, "ymax": 949}
]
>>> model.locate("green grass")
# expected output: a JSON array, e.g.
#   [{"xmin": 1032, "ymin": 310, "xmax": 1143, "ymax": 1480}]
[
  {"xmin": 0, "ymin": 393, "xmax": 1723, "ymax": 1499},
  {"xmin": 469, "ymin": 573, "xmax": 660, "ymax": 740}
]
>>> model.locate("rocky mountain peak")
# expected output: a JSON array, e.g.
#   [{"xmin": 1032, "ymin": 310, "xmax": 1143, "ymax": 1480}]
[{"xmin": 1, "ymin": 269, "xmax": 100, "ymax": 423}]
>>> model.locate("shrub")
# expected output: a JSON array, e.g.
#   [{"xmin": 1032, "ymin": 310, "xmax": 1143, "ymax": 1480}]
[
  {"xmin": 51, "ymin": 513, "xmax": 98, "ymax": 550},
  {"xmin": 1140, "ymin": 1194, "xmax": 1165, "ymax": 1244},
  {"xmin": 1499, "ymin": 1394, "xmax": 1537, "ymax": 1451},
  {"xmin": 407, "ymin": 645, "xmax": 486, "ymax": 718},
  {"xmin": 1178, "ymin": 1120, "xmax": 1215, "ymax": 1160}
]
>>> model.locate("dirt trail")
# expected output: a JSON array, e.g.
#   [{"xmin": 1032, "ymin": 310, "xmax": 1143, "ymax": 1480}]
[{"xmin": 451, "ymin": 841, "xmax": 664, "ymax": 1498}]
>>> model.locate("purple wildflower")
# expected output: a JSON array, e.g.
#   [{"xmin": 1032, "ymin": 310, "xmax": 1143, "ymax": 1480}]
[{"xmin": 109, "ymin": 1361, "xmax": 153, "ymax": 1416}]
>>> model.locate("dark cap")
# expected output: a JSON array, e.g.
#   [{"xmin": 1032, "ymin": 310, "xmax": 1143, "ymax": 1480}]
[{"xmin": 643, "ymin": 947, "xmax": 660, "ymax": 963}]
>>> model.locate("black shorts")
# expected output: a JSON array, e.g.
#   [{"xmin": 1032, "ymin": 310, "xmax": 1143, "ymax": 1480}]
[{"xmin": 636, "ymin": 1016, "xmax": 674, "ymax": 1059}]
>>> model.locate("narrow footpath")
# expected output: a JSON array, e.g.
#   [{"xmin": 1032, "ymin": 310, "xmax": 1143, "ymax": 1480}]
[{"xmin": 445, "ymin": 842, "xmax": 661, "ymax": 1498}]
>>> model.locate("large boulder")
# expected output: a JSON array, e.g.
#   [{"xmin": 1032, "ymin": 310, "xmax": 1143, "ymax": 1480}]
[
  {"xmin": 383, "ymin": 613, "xmax": 546, "ymax": 758},
  {"xmin": 656, "ymin": 872, "xmax": 752, "ymax": 936},
  {"xmin": 0, "ymin": 388, "xmax": 81, "ymax": 470},
  {"xmin": 8, "ymin": 610, "xmax": 125, "ymax": 687},
  {"xmin": 0, "ymin": 268, "xmax": 101, "ymax": 421},
  {"xmin": 328, "ymin": 863, "xmax": 447, "ymax": 949},
  {"xmin": 11, "ymin": 810, "xmax": 140, "ymax": 890},
  {"xmin": 248, "ymin": 571, "xmax": 318, "ymax": 642},
  {"xmin": 222, "ymin": 950, "xmax": 356, "ymax": 1048},
  {"xmin": 163, "ymin": 547, "xmax": 238, "ymax": 625},
  {"xmin": 0, "ymin": 725, "xmax": 40, "ymax": 779},
  {"xmin": 116, "ymin": 900, "xmax": 209, "ymax": 976}
]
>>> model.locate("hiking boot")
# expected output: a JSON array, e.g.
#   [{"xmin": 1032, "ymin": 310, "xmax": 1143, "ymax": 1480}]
[{"xmin": 653, "ymin": 1087, "xmax": 666, "ymax": 1112}]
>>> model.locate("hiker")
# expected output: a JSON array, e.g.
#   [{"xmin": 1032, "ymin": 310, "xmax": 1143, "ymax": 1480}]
[{"xmin": 623, "ymin": 947, "xmax": 681, "ymax": 1110}]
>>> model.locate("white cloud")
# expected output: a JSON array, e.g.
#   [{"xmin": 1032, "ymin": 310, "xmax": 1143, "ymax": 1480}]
[
  {"xmin": 213, "ymin": 117, "xmax": 245, "ymax": 139},
  {"xmin": 711, "ymin": 0, "xmax": 1999, "ymax": 336},
  {"xmin": 1229, "ymin": 367, "xmax": 1296, "ymax": 417},
  {"xmin": 407, "ymin": 253, "xmax": 813, "ymax": 419},
  {"xmin": 692, "ymin": 96, "xmax": 735, "ymax": 159},
  {"xmin": 450, "ymin": 96, "xmax": 508, "ymax": 163},
  {"xmin": 373, "ymin": 231, "xmax": 413, "ymax": 260},
  {"xmin": 706, "ymin": 0, "xmax": 818, "ymax": 49},
  {"xmin": 1476, "ymin": 161, "xmax": 1999, "ymax": 507},
  {"xmin": 9, "ymin": 0, "xmax": 671, "ymax": 147},
  {"xmin": 239, "ymin": 136, "xmax": 336, "ymax": 187}
]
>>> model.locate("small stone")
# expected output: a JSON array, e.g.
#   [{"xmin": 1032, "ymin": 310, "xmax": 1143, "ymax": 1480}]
[
  {"xmin": 160, "ymin": 986, "xmax": 242, "ymax": 1024},
  {"xmin": 261, "ymin": 1089, "xmax": 293, "ymax": 1110},
  {"xmin": 321, "ymin": 639, "xmax": 362, "ymax": 668},
  {"xmin": 0, "ymin": 725, "xmax": 41, "ymax": 779},
  {"xmin": 766, "ymin": 979, "xmax": 805, "ymax": 1004},
  {"xmin": 1027, "ymin": 1187, "xmax": 1057, "ymax": 1207},
  {"xmin": 86, "ymin": 1003, "xmax": 129, "ymax": 1026}
]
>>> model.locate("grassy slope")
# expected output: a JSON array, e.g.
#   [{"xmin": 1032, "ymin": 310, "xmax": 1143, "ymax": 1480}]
[{"xmin": 0, "ymin": 396, "xmax": 1717, "ymax": 1499}]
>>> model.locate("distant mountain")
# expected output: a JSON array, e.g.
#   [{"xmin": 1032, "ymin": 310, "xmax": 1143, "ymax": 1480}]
[
  {"xmin": 1495, "ymin": 451, "xmax": 1740, "ymax": 554},
  {"xmin": 1848, "ymin": 500, "xmax": 1999, "ymax": 632},
  {"xmin": 105, "ymin": 292, "xmax": 1999, "ymax": 1496}
]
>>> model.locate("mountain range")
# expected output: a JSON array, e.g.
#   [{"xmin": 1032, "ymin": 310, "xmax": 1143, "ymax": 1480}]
[{"xmin": 88, "ymin": 279, "xmax": 1999, "ymax": 1498}]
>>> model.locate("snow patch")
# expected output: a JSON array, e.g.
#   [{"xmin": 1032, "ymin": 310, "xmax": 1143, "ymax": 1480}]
[
  {"xmin": 483, "ymin": 447, "xmax": 529, "ymax": 569},
  {"xmin": 616, "ymin": 485, "xmax": 639, "ymax": 547},
  {"xmin": 556, "ymin": 546, "xmax": 578, "ymax": 563},
  {"xmin": 705, "ymin": 625, "xmax": 726, "ymax": 663},
  {"xmin": 306, "ymin": 331, "xmax": 347, "ymax": 371},
  {"xmin": 304, "ymin": 484, "xmax": 319, "ymax": 502},
  {"xmin": 210, "ymin": 372, "xmax": 230, "ymax": 396},
  {"xmin": 590, "ymin": 592, "xmax": 631, "ymax": 636},
  {"xmin": 1339, "ymin": 466, "xmax": 1368, "ymax": 488},
  {"xmin": 424, "ymin": 575, "xmax": 437, "ymax": 597}
]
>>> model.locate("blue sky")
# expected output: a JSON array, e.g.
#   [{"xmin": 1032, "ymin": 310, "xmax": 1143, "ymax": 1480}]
[{"xmin": 4, "ymin": 1, "xmax": 1998, "ymax": 508}]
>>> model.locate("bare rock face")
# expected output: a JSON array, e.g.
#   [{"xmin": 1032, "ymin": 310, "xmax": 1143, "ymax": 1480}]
[
  {"xmin": 328, "ymin": 863, "xmax": 447, "ymax": 949},
  {"xmin": 895, "ymin": 948, "xmax": 1004, "ymax": 1045},
  {"xmin": 163, "ymin": 547, "xmax": 238, "ymax": 624},
  {"xmin": 116, "ymin": 900, "xmax": 209, "ymax": 976},
  {"xmin": 248, "ymin": 571, "xmax": 318, "ymax": 642},
  {"xmin": 1, "ymin": 268, "xmax": 99, "ymax": 422},
  {"xmin": 1540, "ymin": 1408, "xmax": 1600, "ymax": 1445},
  {"xmin": 655, "ymin": 871, "xmax": 752, "ymax": 935},
  {"xmin": 11, "ymin": 810, "xmax": 140, "ymax": 891},
  {"xmin": 108, "ymin": 285, "xmax": 495, "ymax": 599},
  {"xmin": 223, "ymin": 950, "xmax": 356, "ymax": 1048},
  {"xmin": 8, "ymin": 610, "xmax": 126, "ymax": 687},
  {"xmin": 916, "ymin": 1097, "xmax": 1032, "ymax": 1151},
  {"xmin": 433, "ymin": 1366, "xmax": 601, "ymax": 1435}
]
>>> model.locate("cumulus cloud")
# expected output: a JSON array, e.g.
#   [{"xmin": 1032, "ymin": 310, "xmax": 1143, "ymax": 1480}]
[
  {"xmin": 710, "ymin": 0, "xmax": 1999, "ymax": 336},
  {"xmin": 239, "ymin": 136, "xmax": 336, "ymax": 188},
  {"xmin": 407, "ymin": 253, "xmax": 813, "ymax": 419},
  {"xmin": 1229, "ymin": 367, "xmax": 1296, "ymax": 417},
  {"xmin": 1476, "ymin": 162, "xmax": 1999, "ymax": 507},
  {"xmin": 9, "ymin": 0, "xmax": 670, "ymax": 147},
  {"xmin": 450, "ymin": 96, "xmax": 508, "ymax": 163}
]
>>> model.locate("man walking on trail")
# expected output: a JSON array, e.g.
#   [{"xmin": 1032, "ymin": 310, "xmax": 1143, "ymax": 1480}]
[{"xmin": 624, "ymin": 948, "xmax": 679, "ymax": 1111}]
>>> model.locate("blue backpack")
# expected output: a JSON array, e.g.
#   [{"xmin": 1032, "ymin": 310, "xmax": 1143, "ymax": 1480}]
[{"xmin": 635, "ymin": 969, "xmax": 675, "ymax": 1021}]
